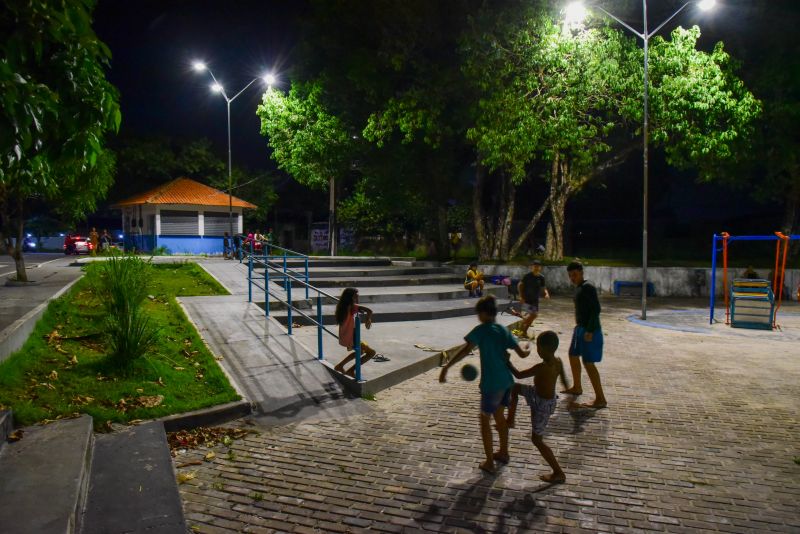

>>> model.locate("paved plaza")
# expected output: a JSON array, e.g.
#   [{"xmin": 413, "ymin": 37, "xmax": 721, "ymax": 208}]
[{"xmin": 175, "ymin": 297, "xmax": 800, "ymax": 533}]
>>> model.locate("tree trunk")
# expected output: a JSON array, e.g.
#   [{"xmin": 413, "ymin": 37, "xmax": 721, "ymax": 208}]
[
  {"xmin": 508, "ymin": 197, "xmax": 550, "ymax": 259},
  {"xmin": 4, "ymin": 196, "xmax": 28, "ymax": 282},
  {"xmin": 496, "ymin": 177, "xmax": 516, "ymax": 261},
  {"xmin": 473, "ymin": 163, "xmax": 491, "ymax": 261},
  {"xmin": 436, "ymin": 205, "xmax": 449, "ymax": 261},
  {"xmin": 545, "ymin": 155, "xmax": 570, "ymax": 262}
]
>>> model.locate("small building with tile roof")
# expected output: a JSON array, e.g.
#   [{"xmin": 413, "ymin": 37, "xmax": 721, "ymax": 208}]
[{"xmin": 112, "ymin": 177, "xmax": 257, "ymax": 254}]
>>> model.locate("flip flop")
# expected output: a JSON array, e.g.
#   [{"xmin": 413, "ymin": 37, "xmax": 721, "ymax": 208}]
[{"xmin": 372, "ymin": 354, "xmax": 391, "ymax": 362}]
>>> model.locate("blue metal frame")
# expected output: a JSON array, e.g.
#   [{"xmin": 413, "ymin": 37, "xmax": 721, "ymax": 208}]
[{"xmin": 243, "ymin": 246, "xmax": 365, "ymax": 382}]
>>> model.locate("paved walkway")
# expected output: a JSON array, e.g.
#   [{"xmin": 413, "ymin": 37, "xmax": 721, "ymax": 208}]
[
  {"xmin": 0, "ymin": 254, "xmax": 81, "ymax": 333},
  {"xmin": 179, "ymin": 295, "xmax": 370, "ymax": 428},
  {"xmin": 175, "ymin": 296, "xmax": 799, "ymax": 533}
]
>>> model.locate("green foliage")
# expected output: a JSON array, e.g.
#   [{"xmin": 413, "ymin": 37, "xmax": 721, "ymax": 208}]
[
  {"xmin": 0, "ymin": 262, "xmax": 237, "ymax": 427},
  {"xmin": 647, "ymin": 27, "xmax": 761, "ymax": 175},
  {"xmin": 0, "ymin": 0, "xmax": 120, "ymax": 279},
  {"xmin": 0, "ymin": 0, "xmax": 119, "ymax": 199},
  {"xmin": 90, "ymin": 255, "xmax": 158, "ymax": 368},
  {"xmin": 257, "ymin": 82, "xmax": 353, "ymax": 190},
  {"xmin": 465, "ymin": 12, "xmax": 639, "ymax": 183}
]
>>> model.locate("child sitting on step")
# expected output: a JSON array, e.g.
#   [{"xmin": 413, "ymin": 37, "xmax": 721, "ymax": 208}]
[
  {"xmin": 465, "ymin": 262, "xmax": 485, "ymax": 298},
  {"xmin": 334, "ymin": 288, "xmax": 378, "ymax": 377}
]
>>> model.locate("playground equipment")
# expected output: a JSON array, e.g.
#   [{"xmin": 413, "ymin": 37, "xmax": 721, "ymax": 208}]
[
  {"xmin": 729, "ymin": 279, "xmax": 774, "ymax": 330},
  {"xmin": 709, "ymin": 232, "xmax": 798, "ymax": 328}
]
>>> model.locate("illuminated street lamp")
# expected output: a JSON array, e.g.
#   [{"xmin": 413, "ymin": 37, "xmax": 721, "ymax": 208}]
[
  {"xmin": 192, "ymin": 61, "xmax": 276, "ymax": 236},
  {"xmin": 564, "ymin": 1, "xmax": 715, "ymax": 320}
]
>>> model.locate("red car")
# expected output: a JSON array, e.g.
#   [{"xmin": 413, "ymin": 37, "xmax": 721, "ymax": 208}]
[{"xmin": 63, "ymin": 235, "xmax": 93, "ymax": 255}]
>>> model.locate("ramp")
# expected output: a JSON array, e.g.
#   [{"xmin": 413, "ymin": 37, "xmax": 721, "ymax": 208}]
[{"xmin": 179, "ymin": 295, "xmax": 370, "ymax": 427}]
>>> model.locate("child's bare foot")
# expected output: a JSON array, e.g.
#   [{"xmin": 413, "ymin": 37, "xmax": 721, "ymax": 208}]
[
  {"xmin": 479, "ymin": 460, "xmax": 496, "ymax": 474},
  {"xmin": 539, "ymin": 472, "xmax": 566, "ymax": 484},
  {"xmin": 579, "ymin": 400, "xmax": 608, "ymax": 409},
  {"xmin": 561, "ymin": 387, "xmax": 582, "ymax": 395},
  {"xmin": 492, "ymin": 451, "xmax": 510, "ymax": 464}
]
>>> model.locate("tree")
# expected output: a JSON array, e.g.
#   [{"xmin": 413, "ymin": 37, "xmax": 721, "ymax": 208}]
[
  {"xmin": 0, "ymin": 0, "xmax": 120, "ymax": 281},
  {"xmin": 465, "ymin": 7, "xmax": 759, "ymax": 261},
  {"xmin": 465, "ymin": 9, "xmax": 640, "ymax": 260}
]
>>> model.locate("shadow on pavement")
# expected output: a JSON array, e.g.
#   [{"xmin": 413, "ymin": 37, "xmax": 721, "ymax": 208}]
[{"xmin": 413, "ymin": 474, "xmax": 554, "ymax": 532}]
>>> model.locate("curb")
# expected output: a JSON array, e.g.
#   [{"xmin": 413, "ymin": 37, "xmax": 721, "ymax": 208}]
[
  {"xmin": 0, "ymin": 275, "xmax": 83, "ymax": 363},
  {"xmin": 159, "ymin": 400, "xmax": 252, "ymax": 432}
]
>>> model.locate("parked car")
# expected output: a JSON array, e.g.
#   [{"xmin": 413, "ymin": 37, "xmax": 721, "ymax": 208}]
[{"xmin": 63, "ymin": 235, "xmax": 93, "ymax": 255}]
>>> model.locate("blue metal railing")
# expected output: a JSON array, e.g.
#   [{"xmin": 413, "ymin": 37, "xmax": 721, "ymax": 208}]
[
  {"xmin": 244, "ymin": 249, "xmax": 363, "ymax": 381},
  {"xmin": 239, "ymin": 238, "xmax": 311, "ymax": 300}
]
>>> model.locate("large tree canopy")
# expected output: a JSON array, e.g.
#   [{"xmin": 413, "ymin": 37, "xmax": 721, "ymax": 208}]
[{"xmin": 0, "ymin": 0, "xmax": 120, "ymax": 280}]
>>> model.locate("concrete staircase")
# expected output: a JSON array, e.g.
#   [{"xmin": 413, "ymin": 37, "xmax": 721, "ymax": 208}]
[
  {"xmin": 261, "ymin": 258, "xmax": 509, "ymax": 325},
  {"xmin": 0, "ymin": 411, "xmax": 186, "ymax": 534}
]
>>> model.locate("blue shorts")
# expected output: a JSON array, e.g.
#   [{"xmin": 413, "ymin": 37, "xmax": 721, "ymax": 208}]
[
  {"xmin": 480, "ymin": 388, "xmax": 511, "ymax": 415},
  {"xmin": 568, "ymin": 326, "xmax": 603, "ymax": 363}
]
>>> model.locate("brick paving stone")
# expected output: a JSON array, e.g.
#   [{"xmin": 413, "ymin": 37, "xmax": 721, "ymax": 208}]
[{"xmin": 175, "ymin": 298, "xmax": 800, "ymax": 533}]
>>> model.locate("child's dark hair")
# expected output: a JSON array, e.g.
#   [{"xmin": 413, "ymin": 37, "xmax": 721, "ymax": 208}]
[
  {"xmin": 536, "ymin": 331, "xmax": 559, "ymax": 352},
  {"xmin": 566, "ymin": 261, "xmax": 583, "ymax": 272},
  {"xmin": 469, "ymin": 262, "xmax": 478, "ymax": 268},
  {"xmin": 335, "ymin": 287, "xmax": 358, "ymax": 325},
  {"xmin": 475, "ymin": 295, "xmax": 497, "ymax": 317}
]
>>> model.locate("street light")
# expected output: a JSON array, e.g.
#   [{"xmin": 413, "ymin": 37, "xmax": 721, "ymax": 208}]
[
  {"xmin": 192, "ymin": 61, "xmax": 276, "ymax": 238},
  {"xmin": 565, "ymin": 1, "xmax": 715, "ymax": 320}
]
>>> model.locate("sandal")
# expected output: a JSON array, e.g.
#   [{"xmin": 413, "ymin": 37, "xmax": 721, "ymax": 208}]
[{"xmin": 372, "ymin": 354, "xmax": 391, "ymax": 362}]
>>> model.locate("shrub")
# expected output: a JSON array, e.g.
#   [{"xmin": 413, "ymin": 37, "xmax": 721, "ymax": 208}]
[{"xmin": 91, "ymin": 255, "xmax": 159, "ymax": 368}]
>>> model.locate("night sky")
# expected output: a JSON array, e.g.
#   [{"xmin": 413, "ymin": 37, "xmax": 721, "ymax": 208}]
[{"xmin": 93, "ymin": 1, "xmax": 800, "ymax": 255}]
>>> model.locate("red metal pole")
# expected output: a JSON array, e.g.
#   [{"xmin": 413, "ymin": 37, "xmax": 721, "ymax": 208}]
[{"xmin": 722, "ymin": 232, "xmax": 730, "ymax": 324}]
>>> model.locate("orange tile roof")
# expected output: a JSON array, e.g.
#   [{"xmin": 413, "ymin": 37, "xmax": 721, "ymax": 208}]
[{"xmin": 112, "ymin": 177, "xmax": 257, "ymax": 209}]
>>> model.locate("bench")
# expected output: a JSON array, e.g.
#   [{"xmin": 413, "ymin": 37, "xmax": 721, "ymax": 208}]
[{"xmin": 613, "ymin": 280, "xmax": 655, "ymax": 297}]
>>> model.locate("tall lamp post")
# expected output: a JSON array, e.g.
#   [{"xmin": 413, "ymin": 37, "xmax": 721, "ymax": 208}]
[
  {"xmin": 565, "ymin": 0, "xmax": 716, "ymax": 320},
  {"xmin": 192, "ymin": 61, "xmax": 275, "ymax": 237}
]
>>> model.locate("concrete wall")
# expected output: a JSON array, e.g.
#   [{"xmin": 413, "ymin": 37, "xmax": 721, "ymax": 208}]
[{"xmin": 475, "ymin": 264, "xmax": 800, "ymax": 301}]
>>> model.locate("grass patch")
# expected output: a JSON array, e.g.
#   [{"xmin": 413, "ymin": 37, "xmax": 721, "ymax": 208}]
[{"xmin": 0, "ymin": 262, "xmax": 238, "ymax": 429}]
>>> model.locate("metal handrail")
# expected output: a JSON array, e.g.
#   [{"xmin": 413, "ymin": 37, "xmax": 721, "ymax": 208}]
[{"xmin": 246, "ymin": 251, "xmax": 364, "ymax": 381}]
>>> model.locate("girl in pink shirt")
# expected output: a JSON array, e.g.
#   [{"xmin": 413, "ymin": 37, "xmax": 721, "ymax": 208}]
[{"xmin": 333, "ymin": 288, "xmax": 377, "ymax": 377}]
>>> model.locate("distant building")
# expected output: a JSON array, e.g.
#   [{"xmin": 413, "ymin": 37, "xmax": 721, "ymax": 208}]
[{"xmin": 112, "ymin": 177, "xmax": 257, "ymax": 254}]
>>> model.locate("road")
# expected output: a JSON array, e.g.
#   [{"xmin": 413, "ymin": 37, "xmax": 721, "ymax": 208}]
[{"xmin": 0, "ymin": 252, "xmax": 65, "ymax": 278}]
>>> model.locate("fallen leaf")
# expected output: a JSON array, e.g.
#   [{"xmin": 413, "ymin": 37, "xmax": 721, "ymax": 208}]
[
  {"xmin": 177, "ymin": 471, "xmax": 196, "ymax": 484},
  {"xmin": 136, "ymin": 388, "xmax": 144, "ymax": 393},
  {"xmin": 155, "ymin": 377, "xmax": 166, "ymax": 387},
  {"xmin": 137, "ymin": 395, "xmax": 164, "ymax": 408},
  {"xmin": 204, "ymin": 451, "xmax": 216, "ymax": 461},
  {"xmin": 128, "ymin": 419, "xmax": 144, "ymax": 426},
  {"xmin": 177, "ymin": 460, "xmax": 203, "ymax": 468},
  {"xmin": 72, "ymin": 395, "xmax": 94, "ymax": 406},
  {"xmin": 7, "ymin": 430, "xmax": 24, "ymax": 443},
  {"xmin": 174, "ymin": 366, "xmax": 185, "ymax": 371},
  {"xmin": 67, "ymin": 355, "xmax": 78, "ymax": 365},
  {"xmin": 47, "ymin": 370, "xmax": 58, "ymax": 381}
]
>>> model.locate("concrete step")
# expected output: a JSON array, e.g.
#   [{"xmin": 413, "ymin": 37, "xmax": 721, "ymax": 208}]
[
  {"xmin": 301, "ymin": 266, "xmax": 453, "ymax": 278},
  {"xmin": 266, "ymin": 295, "xmax": 505, "ymax": 325},
  {"xmin": 280, "ymin": 273, "xmax": 465, "ymax": 288},
  {"xmin": 81, "ymin": 422, "xmax": 186, "ymax": 534},
  {"xmin": 0, "ymin": 410, "xmax": 12, "ymax": 446},
  {"xmin": 0, "ymin": 415, "xmax": 94, "ymax": 534},
  {"xmin": 266, "ymin": 284, "xmax": 509, "ymax": 309},
  {"xmin": 270, "ymin": 258, "xmax": 393, "ymax": 268}
]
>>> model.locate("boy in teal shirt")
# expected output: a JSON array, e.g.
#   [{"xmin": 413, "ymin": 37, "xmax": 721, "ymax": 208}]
[{"xmin": 440, "ymin": 295, "xmax": 530, "ymax": 474}]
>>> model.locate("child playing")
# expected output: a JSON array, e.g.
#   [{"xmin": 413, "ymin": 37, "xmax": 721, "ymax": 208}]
[
  {"xmin": 512, "ymin": 259, "xmax": 550, "ymax": 338},
  {"xmin": 333, "ymin": 288, "xmax": 377, "ymax": 377},
  {"xmin": 464, "ymin": 262, "xmax": 485, "ymax": 297},
  {"xmin": 439, "ymin": 295, "xmax": 530, "ymax": 474},
  {"xmin": 506, "ymin": 330, "xmax": 568, "ymax": 483}
]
